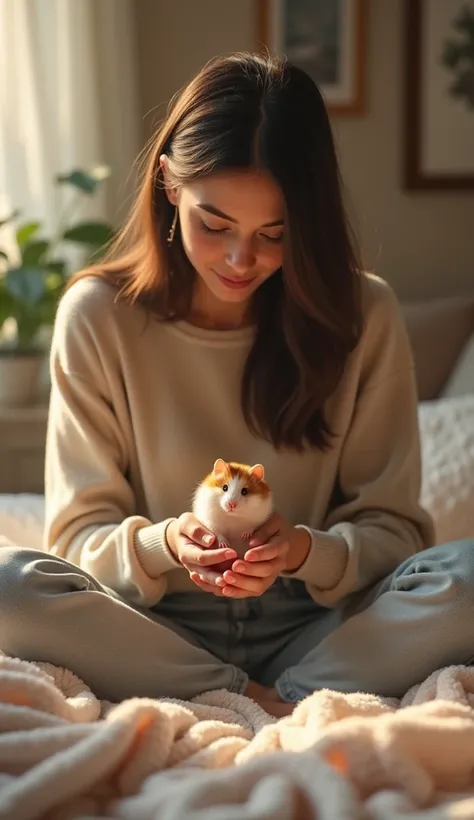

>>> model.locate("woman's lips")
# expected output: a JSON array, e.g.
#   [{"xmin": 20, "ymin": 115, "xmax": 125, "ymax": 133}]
[{"xmin": 215, "ymin": 271, "xmax": 255, "ymax": 289}]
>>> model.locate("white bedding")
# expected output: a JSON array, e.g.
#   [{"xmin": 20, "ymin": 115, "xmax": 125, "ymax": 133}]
[
  {"xmin": 0, "ymin": 492, "xmax": 44, "ymax": 549},
  {"xmin": 2, "ymin": 654, "xmax": 474, "ymax": 819},
  {"xmin": 0, "ymin": 395, "xmax": 473, "ymax": 549},
  {"xmin": 418, "ymin": 394, "xmax": 474, "ymax": 544}
]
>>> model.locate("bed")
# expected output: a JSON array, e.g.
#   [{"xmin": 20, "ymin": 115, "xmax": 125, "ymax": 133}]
[{"xmin": 0, "ymin": 294, "xmax": 474, "ymax": 819}]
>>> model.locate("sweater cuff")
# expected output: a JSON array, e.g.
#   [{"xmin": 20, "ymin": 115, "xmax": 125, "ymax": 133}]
[
  {"xmin": 134, "ymin": 518, "xmax": 182, "ymax": 578},
  {"xmin": 280, "ymin": 526, "xmax": 349, "ymax": 590}
]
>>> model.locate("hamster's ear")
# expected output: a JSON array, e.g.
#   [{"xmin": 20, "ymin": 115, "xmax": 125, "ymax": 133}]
[
  {"xmin": 213, "ymin": 459, "xmax": 229, "ymax": 480},
  {"xmin": 249, "ymin": 464, "xmax": 265, "ymax": 482}
]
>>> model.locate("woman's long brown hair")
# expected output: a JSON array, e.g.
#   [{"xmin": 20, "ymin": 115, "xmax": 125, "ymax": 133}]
[{"xmin": 69, "ymin": 52, "xmax": 363, "ymax": 452}]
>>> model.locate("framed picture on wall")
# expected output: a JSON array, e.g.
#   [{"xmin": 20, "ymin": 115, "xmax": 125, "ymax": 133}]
[
  {"xmin": 256, "ymin": 0, "xmax": 367, "ymax": 115},
  {"xmin": 404, "ymin": 0, "xmax": 474, "ymax": 190}
]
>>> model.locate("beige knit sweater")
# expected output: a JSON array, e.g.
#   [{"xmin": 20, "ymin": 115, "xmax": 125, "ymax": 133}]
[{"xmin": 44, "ymin": 273, "xmax": 434, "ymax": 607}]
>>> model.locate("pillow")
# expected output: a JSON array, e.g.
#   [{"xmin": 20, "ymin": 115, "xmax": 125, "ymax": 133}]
[
  {"xmin": 419, "ymin": 395, "xmax": 474, "ymax": 545},
  {"xmin": 0, "ymin": 494, "xmax": 45, "ymax": 549},
  {"xmin": 442, "ymin": 333, "xmax": 474, "ymax": 399},
  {"xmin": 402, "ymin": 296, "xmax": 474, "ymax": 401}
]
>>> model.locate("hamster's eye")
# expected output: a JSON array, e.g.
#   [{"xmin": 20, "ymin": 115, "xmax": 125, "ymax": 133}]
[
  {"xmin": 222, "ymin": 484, "xmax": 228, "ymax": 492},
  {"xmin": 241, "ymin": 488, "xmax": 248, "ymax": 496}
]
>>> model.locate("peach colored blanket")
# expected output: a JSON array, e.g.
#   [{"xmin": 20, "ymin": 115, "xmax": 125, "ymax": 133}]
[{"xmin": 2, "ymin": 653, "xmax": 474, "ymax": 819}]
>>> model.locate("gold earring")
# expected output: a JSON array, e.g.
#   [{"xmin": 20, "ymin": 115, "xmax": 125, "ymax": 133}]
[{"xmin": 167, "ymin": 207, "xmax": 178, "ymax": 246}]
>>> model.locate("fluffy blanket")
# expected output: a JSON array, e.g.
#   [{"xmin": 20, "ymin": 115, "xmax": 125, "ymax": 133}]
[{"xmin": 2, "ymin": 655, "xmax": 474, "ymax": 819}]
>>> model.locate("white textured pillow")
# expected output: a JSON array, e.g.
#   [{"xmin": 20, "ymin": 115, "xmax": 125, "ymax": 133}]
[
  {"xmin": 419, "ymin": 395, "xmax": 474, "ymax": 544},
  {"xmin": 442, "ymin": 333, "xmax": 474, "ymax": 398},
  {"xmin": 0, "ymin": 494, "xmax": 45, "ymax": 549}
]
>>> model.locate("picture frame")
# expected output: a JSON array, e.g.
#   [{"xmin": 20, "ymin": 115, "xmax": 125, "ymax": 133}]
[
  {"xmin": 256, "ymin": 0, "xmax": 367, "ymax": 116},
  {"xmin": 404, "ymin": 0, "xmax": 474, "ymax": 190}
]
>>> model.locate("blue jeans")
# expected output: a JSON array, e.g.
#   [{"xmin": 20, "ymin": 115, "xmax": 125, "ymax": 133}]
[{"xmin": 0, "ymin": 540, "xmax": 473, "ymax": 702}]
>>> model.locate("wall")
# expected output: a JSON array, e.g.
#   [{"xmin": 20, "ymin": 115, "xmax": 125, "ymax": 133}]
[{"xmin": 132, "ymin": 0, "xmax": 474, "ymax": 301}]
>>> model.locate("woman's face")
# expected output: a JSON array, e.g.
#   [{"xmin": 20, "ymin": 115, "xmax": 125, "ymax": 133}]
[{"xmin": 164, "ymin": 164, "xmax": 285, "ymax": 312}]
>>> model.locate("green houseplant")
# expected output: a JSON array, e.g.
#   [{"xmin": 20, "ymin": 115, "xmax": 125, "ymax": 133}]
[
  {"xmin": 0, "ymin": 166, "xmax": 114, "ymax": 407},
  {"xmin": 441, "ymin": 5, "xmax": 474, "ymax": 110}
]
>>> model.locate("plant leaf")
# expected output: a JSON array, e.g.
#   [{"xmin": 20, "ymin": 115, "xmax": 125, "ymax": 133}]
[
  {"xmin": 5, "ymin": 266, "xmax": 47, "ymax": 304},
  {"xmin": 44, "ymin": 270, "xmax": 65, "ymax": 293},
  {"xmin": 16, "ymin": 221, "xmax": 41, "ymax": 248},
  {"xmin": 22, "ymin": 240, "xmax": 49, "ymax": 266},
  {"xmin": 47, "ymin": 259, "xmax": 67, "ymax": 277},
  {"xmin": 56, "ymin": 169, "xmax": 97, "ymax": 194},
  {"xmin": 453, "ymin": 6, "xmax": 474, "ymax": 38},
  {"xmin": 0, "ymin": 279, "xmax": 15, "ymax": 326},
  {"xmin": 37, "ymin": 274, "xmax": 66, "ymax": 325},
  {"xmin": 441, "ymin": 41, "xmax": 462, "ymax": 69},
  {"xmin": 63, "ymin": 221, "xmax": 114, "ymax": 246},
  {"xmin": 55, "ymin": 166, "xmax": 111, "ymax": 195},
  {"xmin": 16, "ymin": 308, "xmax": 43, "ymax": 348},
  {"xmin": 36, "ymin": 300, "xmax": 59, "ymax": 327}
]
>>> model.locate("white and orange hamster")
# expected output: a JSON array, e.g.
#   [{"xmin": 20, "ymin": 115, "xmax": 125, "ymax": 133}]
[{"xmin": 192, "ymin": 458, "xmax": 274, "ymax": 555}]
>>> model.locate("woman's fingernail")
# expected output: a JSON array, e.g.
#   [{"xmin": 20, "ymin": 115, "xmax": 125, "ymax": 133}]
[
  {"xmin": 203, "ymin": 535, "xmax": 214, "ymax": 545},
  {"xmin": 225, "ymin": 550, "xmax": 236, "ymax": 559},
  {"xmin": 215, "ymin": 576, "xmax": 225, "ymax": 586},
  {"xmin": 226, "ymin": 574, "xmax": 236, "ymax": 583}
]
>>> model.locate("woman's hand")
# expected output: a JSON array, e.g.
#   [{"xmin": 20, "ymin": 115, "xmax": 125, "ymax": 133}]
[
  {"xmin": 191, "ymin": 513, "xmax": 311, "ymax": 599},
  {"xmin": 166, "ymin": 514, "xmax": 237, "ymax": 595}
]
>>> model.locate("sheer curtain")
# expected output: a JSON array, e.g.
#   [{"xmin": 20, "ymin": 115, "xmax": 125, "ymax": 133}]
[{"xmin": 0, "ymin": 0, "xmax": 141, "ymax": 247}]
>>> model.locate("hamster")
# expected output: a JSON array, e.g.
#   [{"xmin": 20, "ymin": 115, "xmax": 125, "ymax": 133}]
[{"xmin": 192, "ymin": 458, "xmax": 274, "ymax": 557}]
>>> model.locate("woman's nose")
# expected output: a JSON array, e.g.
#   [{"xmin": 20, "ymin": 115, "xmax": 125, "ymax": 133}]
[{"xmin": 225, "ymin": 240, "xmax": 256, "ymax": 273}]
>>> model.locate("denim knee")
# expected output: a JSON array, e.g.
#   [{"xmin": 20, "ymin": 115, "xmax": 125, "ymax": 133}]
[
  {"xmin": 0, "ymin": 548, "xmax": 45, "ymax": 653},
  {"xmin": 0, "ymin": 547, "xmax": 89, "ymax": 642},
  {"xmin": 395, "ymin": 539, "xmax": 474, "ymax": 614},
  {"xmin": 401, "ymin": 539, "xmax": 474, "ymax": 580},
  {"xmin": 0, "ymin": 547, "xmax": 43, "ymax": 615}
]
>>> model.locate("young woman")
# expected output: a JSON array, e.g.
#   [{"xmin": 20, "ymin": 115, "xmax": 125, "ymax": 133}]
[{"xmin": 1, "ymin": 53, "xmax": 473, "ymax": 718}]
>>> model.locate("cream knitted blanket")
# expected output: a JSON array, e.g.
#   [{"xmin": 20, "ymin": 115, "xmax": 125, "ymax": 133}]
[{"xmin": 2, "ymin": 654, "xmax": 474, "ymax": 819}]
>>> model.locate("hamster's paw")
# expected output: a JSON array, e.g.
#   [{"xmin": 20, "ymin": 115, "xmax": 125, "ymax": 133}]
[
  {"xmin": 241, "ymin": 531, "xmax": 253, "ymax": 541},
  {"xmin": 216, "ymin": 535, "xmax": 230, "ymax": 551}
]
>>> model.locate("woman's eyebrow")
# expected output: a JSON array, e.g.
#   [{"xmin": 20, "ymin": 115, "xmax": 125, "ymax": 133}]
[{"xmin": 197, "ymin": 203, "xmax": 284, "ymax": 228}]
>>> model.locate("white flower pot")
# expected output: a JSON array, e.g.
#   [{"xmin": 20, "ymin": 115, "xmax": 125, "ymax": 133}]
[{"xmin": 0, "ymin": 352, "xmax": 45, "ymax": 408}]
